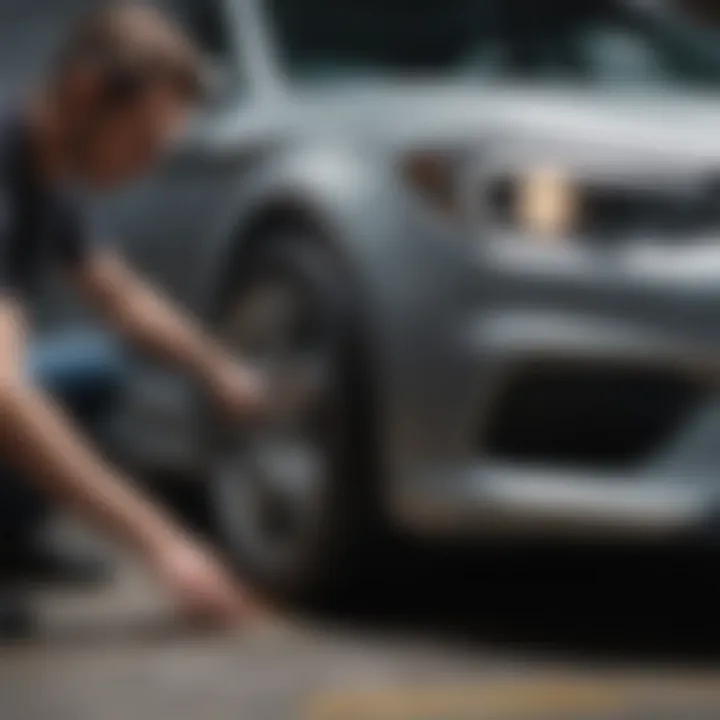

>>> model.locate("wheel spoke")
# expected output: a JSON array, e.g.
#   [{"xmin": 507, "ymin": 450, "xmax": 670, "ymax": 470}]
[{"xmin": 213, "ymin": 273, "xmax": 333, "ymax": 569}]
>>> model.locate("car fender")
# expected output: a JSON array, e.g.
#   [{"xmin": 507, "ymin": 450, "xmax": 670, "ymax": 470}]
[
  {"xmin": 198, "ymin": 144, "xmax": 416, "ymax": 311},
  {"xmin": 198, "ymin": 141, "xmax": 462, "ymax": 350},
  {"xmin": 195, "ymin": 143, "xmax": 468, "ymax": 487}
]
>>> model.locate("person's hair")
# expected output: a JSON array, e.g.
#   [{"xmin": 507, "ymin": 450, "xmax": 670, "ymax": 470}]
[{"xmin": 55, "ymin": 1, "xmax": 209, "ymax": 106}]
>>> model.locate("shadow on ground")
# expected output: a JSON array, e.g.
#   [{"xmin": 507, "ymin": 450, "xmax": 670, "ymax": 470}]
[
  {"xmin": 314, "ymin": 543, "xmax": 720, "ymax": 668},
  {"xmin": 19, "ymin": 539, "xmax": 720, "ymax": 672}
]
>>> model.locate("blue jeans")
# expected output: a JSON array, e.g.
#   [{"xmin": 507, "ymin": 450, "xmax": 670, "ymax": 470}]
[{"xmin": 0, "ymin": 332, "xmax": 125, "ymax": 546}]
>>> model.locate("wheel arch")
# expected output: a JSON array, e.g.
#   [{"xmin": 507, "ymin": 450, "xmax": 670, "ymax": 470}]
[
  {"xmin": 195, "ymin": 143, "xmax": 414, "ymax": 324},
  {"xmin": 194, "ymin": 144, "xmax": 449, "ymax": 509},
  {"xmin": 212, "ymin": 197, "xmax": 344, "ymax": 319}
]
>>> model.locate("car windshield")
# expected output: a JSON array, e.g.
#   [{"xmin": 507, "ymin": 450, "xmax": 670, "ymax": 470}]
[{"xmin": 267, "ymin": 0, "xmax": 720, "ymax": 88}]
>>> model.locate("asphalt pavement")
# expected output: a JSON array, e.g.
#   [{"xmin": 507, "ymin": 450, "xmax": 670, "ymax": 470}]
[{"xmin": 3, "ymin": 528, "xmax": 720, "ymax": 720}]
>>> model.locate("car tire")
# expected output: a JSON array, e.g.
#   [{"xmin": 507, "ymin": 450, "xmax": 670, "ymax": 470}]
[{"xmin": 206, "ymin": 231, "xmax": 382, "ymax": 605}]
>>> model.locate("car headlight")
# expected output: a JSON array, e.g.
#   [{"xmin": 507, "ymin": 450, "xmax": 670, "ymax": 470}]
[
  {"xmin": 401, "ymin": 153, "xmax": 581, "ymax": 236},
  {"xmin": 492, "ymin": 169, "xmax": 720, "ymax": 243},
  {"xmin": 515, "ymin": 167, "xmax": 581, "ymax": 240},
  {"xmin": 489, "ymin": 166, "xmax": 582, "ymax": 243},
  {"xmin": 403, "ymin": 153, "xmax": 716, "ymax": 243}
]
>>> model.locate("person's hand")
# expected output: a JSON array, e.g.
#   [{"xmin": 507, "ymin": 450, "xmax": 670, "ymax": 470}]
[
  {"xmin": 150, "ymin": 535, "xmax": 249, "ymax": 627},
  {"xmin": 208, "ymin": 357, "xmax": 270, "ymax": 423},
  {"xmin": 208, "ymin": 354, "xmax": 322, "ymax": 427}
]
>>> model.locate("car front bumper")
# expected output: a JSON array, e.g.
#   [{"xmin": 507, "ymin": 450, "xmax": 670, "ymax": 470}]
[{"xmin": 377, "ymin": 232, "xmax": 720, "ymax": 540}]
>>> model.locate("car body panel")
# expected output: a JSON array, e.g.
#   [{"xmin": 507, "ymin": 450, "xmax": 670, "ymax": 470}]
[{"xmin": 7, "ymin": 0, "xmax": 720, "ymax": 536}]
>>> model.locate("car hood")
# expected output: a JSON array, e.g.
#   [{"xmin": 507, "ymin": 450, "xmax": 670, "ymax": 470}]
[{"xmin": 215, "ymin": 82, "xmax": 720, "ymax": 167}]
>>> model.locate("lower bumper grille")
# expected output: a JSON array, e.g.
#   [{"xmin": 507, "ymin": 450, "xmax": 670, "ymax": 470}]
[{"xmin": 482, "ymin": 362, "xmax": 706, "ymax": 470}]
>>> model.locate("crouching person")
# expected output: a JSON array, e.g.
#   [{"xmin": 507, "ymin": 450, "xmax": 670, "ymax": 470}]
[{"xmin": 0, "ymin": 1, "xmax": 267, "ymax": 638}]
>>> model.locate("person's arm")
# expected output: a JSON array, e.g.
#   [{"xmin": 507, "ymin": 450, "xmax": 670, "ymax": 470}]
[
  {"xmin": 72, "ymin": 249, "xmax": 265, "ymax": 418},
  {"xmin": 0, "ymin": 298, "xmax": 243, "ymax": 624}
]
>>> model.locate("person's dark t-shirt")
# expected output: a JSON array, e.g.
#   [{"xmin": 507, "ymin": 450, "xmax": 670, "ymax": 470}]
[{"xmin": 0, "ymin": 111, "xmax": 91, "ymax": 301}]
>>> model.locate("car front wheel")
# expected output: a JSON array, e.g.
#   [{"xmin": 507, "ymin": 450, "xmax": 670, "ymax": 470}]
[{"xmin": 207, "ymin": 233, "xmax": 379, "ymax": 605}]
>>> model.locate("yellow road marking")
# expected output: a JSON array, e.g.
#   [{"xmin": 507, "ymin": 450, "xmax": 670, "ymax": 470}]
[{"xmin": 306, "ymin": 675, "xmax": 720, "ymax": 720}]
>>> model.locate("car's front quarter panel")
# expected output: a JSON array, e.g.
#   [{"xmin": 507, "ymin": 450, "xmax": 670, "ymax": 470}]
[{"xmin": 196, "ymin": 139, "xmax": 485, "ymax": 494}]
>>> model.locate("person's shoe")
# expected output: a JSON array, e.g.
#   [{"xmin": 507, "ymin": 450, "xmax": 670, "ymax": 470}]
[
  {"xmin": 0, "ymin": 590, "xmax": 35, "ymax": 643},
  {"xmin": 14, "ymin": 543, "xmax": 114, "ymax": 589}
]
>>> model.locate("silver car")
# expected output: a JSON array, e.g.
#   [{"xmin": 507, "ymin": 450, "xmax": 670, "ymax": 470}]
[{"xmin": 18, "ymin": 0, "xmax": 720, "ymax": 601}]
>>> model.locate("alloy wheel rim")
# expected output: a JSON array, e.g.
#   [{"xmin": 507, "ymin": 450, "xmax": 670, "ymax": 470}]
[{"xmin": 213, "ymin": 277, "xmax": 331, "ymax": 570}]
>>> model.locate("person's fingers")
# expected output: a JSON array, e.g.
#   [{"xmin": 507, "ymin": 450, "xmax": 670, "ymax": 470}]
[
  {"xmin": 183, "ymin": 589, "xmax": 241, "ymax": 627},
  {"xmin": 199, "ymin": 572, "xmax": 250, "ymax": 625},
  {"xmin": 153, "ymin": 539, "xmax": 259, "ymax": 628},
  {"xmin": 219, "ymin": 582, "xmax": 245, "ymax": 619}
]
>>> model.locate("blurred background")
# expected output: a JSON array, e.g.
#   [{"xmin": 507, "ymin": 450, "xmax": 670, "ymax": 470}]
[{"xmin": 8, "ymin": 1, "xmax": 720, "ymax": 718}]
